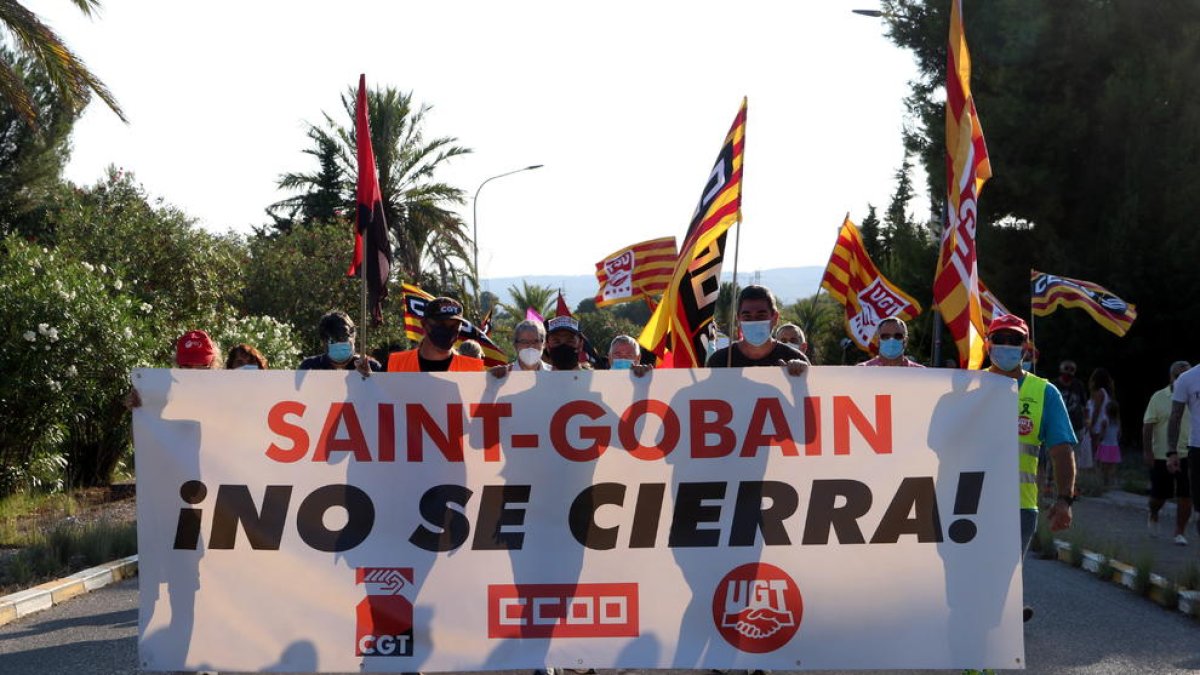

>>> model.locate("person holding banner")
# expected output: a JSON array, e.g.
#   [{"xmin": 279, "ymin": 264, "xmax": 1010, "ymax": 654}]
[
  {"xmin": 705, "ymin": 285, "xmax": 808, "ymax": 375},
  {"xmin": 298, "ymin": 311, "xmax": 382, "ymax": 372},
  {"xmin": 608, "ymin": 334, "xmax": 652, "ymax": 376},
  {"xmin": 857, "ymin": 317, "xmax": 923, "ymax": 368},
  {"xmin": 986, "ymin": 314, "xmax": 1076, "ymax": 621},
  {"xmin": 489, "ymin": 319, "xmax": 550, "ymax": 376},
  {"xmin": 386, "ymin": 297, "xmax": 485, "ymax": 373}
]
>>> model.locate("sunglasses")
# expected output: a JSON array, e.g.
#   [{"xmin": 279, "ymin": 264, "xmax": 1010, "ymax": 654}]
[
  {"xmin": 989, "ymin": 334, "xmax": 1026, "ymax": 346},
  {"xmin": 878, "ymin": 333, "xmax": 905, "ymax": 340},
  {"xmin": 1060, "ymin": 367, "xmax": 1076, "ymax": 375}
]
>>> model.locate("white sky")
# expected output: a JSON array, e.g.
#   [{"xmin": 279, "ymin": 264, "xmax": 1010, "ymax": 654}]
[{"xmin": 28, "ymin": 0, "xmax": 926, "ymax": 280}]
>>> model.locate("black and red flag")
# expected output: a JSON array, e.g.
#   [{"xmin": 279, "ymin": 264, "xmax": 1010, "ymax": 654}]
[
  {"xmin": 347, "ymin": 74, "xmax": 393, "ymax": 325},
  {"xmin": 638, "ymin": 99, "xmax": 746, "ymax": 366}
]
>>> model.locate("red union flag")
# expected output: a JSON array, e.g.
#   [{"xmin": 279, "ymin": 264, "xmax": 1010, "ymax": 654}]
[
  {"xmin": 933, "ymin": 0, "xmax": 992, "ymax": 369},
  {"xmin": 595, "ymin": 237, "xmax": 678, "ymax": 307},
  {"xmin": 820, "ymin": 217, "xmax": 921, "ymax": 350},
  {"xmin": 638, "ymin": 100, "xmax": 746, "ymax": 366},
  {"xmin": 347, "ymin": 74, "xmax": 394, "ymax": 325}
]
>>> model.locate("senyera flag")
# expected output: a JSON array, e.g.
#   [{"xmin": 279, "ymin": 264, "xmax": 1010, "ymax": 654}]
[
  {"xmin": 399, "ymin": 282, "xmax": 507, "ymax": 366},
  {"xmin": 933, "ymin": 0, "xmax": 991, "ymax": 369},
  {"xmin": 978, "ymin": 278, "xmax": 1011, "ymax": 326},
  {"xmin": 347, "ymin": 74, "xmax": 393, "ymax": 325},
  {"xmin": 819, "ymin": 216, "xmax": 921, "ymax": 350},
  {"xmin": 639, "ymin": 99, "xmax": 746, "ymax": 367},
  {"xmin": 1030, "ymin": 270, "xmax": 1138, "ymax": 336},
  {"xmin": 595, "ymin": 237, "xmax": 678, "ymax": 307}
]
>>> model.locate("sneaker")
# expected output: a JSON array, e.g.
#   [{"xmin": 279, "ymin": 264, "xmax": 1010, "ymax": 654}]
[
  {"xmin": 1175, "ymin": 534, "xmax": 1189, "ymax": 546},
  {"xmin": 1148, "ymin": 515, "xmax": 1160, "ymax": 538},
  {"xmin": 1023, "ymin": 606, "xmax": 1034, "ymax": 622}
]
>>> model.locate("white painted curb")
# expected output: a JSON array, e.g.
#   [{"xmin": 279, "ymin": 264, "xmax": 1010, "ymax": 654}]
[{"xmin": 0, "ymin": 554, "xmax": 138, "ymax": 626}]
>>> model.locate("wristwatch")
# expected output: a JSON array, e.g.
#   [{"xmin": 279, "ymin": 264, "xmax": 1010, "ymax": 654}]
[{"xmin": 1057, "ymin": 494, "xmax": 1076, "ymax": 506}]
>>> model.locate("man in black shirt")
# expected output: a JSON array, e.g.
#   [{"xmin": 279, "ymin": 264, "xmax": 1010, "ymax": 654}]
[
  {"xmin": 298, "ymin": 311, "xmax": 382, "ymax": 372},
  {"xmin": 706, "ymin": 285, "xmax": 808, "ymax": 376}
]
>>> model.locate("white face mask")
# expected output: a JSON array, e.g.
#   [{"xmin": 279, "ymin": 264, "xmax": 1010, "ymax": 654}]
[{"xmin": 518, "ymin": 347, "xmax": 543, "ymax": 367}]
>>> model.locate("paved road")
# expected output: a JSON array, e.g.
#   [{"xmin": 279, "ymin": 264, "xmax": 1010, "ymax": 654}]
[{"xmin": 1, "ymin": 557, "xmax": 1197, "ymax": 675}]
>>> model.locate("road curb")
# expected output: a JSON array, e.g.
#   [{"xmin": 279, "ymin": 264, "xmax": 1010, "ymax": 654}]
[
  {"xmin": 0, "ymin": 554, "xmax": 138, "ymax": 627},
  {"xmin": 1050, "ymin": 539, "xmax": 1199, "ymax": 619}
]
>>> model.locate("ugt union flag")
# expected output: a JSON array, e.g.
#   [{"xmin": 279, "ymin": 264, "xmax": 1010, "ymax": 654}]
[
  {"xmin": 932, "ymin": 0, "xmax": 991, "ymax": 369},
  {"xmin": 820, "ymin": 216, "xmax": 921, "ymax": 350},
  {"xmin": 594, "ymin": 237, "xmax": 678, "ymax": 308}
]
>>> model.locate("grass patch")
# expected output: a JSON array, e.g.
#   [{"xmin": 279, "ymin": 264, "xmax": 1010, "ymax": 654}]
[
  {"xmin": 1032, "ymin": 513, "xmax": 1057, "ymax": 559},
  {"xmin": 0, "ymin": 491, "xmax": 79, "ymax": 547},
  {"xmin": 0, "ymin": 519, "xmax": 136, "ymax": 590},
  {"xmin": 1132, "ymin": 551, "xmax": 1155, "ymax": 595}
]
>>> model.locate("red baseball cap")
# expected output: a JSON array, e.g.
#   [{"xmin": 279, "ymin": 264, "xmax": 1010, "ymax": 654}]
[
  {"xmin": 176, "ymin": 330, "xmax": 215, "ymax": 367},
  {"xmin": 987, "ymin": 314, "xmax": 1029, "ymax": 337}
]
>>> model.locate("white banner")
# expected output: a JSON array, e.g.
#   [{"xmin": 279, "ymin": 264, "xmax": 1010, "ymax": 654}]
[{"xmin": 133, "ymin": 366, "xmax": 1023, "ymax": 672}]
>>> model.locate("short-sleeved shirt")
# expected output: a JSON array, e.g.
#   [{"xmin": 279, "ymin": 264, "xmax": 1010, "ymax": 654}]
[
  {"xmin": 1171, "ymin": 365, "xmax": 1200, "ymax": 446},
  {"xmin": 1144, "ymin": 386, "xmax": 1191, "ymax": 459},
  {"xmin": 298, "ymin": 354, "xmax": 383, "ymax": 371},
  {"xmin": 706, "ymin": 342, "xmax": 809, "ymax": 368},
  {"xmin": 1024, "ymin": 375, "xmax": 1077, "ymax": 448}
]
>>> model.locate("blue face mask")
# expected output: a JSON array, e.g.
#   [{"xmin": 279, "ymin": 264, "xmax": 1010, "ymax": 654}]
[
  {"xmin": 989, "ymin": 345, "xmax": 1024, "ymax": 372},
  {"xmin": 611, "ymin": 358, "xmax": 634, "ymax": 370},
  {"xmin": 740, "ymin": 320, "xmax": 772, "ymax": 347},
  {"xmin": 328, "ymin": 341, "xmax": 353, "ymax": 362},
  {"xmin": 878, "ymin": 337, "xmax": 905, "ymax": 359}
]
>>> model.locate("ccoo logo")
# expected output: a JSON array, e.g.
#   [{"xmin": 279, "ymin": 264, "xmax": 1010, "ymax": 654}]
[{"xmin": 711, "ymin": 563, "xmax": 802, "ymax": 653}]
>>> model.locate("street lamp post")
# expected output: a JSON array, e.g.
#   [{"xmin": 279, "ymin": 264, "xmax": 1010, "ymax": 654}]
[{"xmin": 472, "ymin": 164, "xmax": 544, "ymax": 310}]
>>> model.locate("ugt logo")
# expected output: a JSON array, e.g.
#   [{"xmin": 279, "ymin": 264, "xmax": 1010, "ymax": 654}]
[
  {"xmin": 711, "ymin": 563, "xmax": 802, "ymax": 653},
  {"xmin": 356, "ymin": 567, "xmax": 414, "ymax": 657}
]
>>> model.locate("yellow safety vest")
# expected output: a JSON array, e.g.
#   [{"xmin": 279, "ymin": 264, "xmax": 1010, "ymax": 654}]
[{"xmin": 1017, "ymin": 374, "xmax": 1048, "ymax": 510}]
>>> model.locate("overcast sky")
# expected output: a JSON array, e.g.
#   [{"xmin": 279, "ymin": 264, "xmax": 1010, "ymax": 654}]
[{"xmin": 28, "ymin": 0, "xmax": 927, "ymax": 281}]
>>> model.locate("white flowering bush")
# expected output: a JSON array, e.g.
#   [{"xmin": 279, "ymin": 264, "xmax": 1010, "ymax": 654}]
[
  {"xmin": 0, "ymin": 237, "xmax": 159, "ymax": 493},
  {"xmin": 210, "ymin": 314, "xmax": 303, "ymax": 369}
]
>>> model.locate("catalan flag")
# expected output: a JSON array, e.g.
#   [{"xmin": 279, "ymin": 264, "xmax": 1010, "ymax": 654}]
[
  {"xmin": 820, "ymin": 216, "xmax": 921, "ymax": 350},
  {"xmin": 399, "ymin": 282, "xmax": 507, "ymax": 365},
  {"xmin": 1031, "ymin": 270, "xmax": 1138, "ymax": 337},
  {"xmin": 638, "ymin": 99, "xmax": 746, "ymax": 367},
  {"xmin": 347, "ymin": 74, "xmax": 393, "ymax": 326},
  {"xmin": 933, "ymin": 0, "xmax": 992, "ymax": 369},
  {"xmin": 594, "ymin": 237, "xmax": 678, "ymax": 307}
]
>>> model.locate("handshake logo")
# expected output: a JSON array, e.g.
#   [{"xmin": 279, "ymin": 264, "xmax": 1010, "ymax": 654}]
[
  {"xmin": 712, "ymin": 563, "xmax": 803, "ymax": 653},
  {"xmin": 356, "ymin": 567, "xmax": 415, "ymax": 658}
]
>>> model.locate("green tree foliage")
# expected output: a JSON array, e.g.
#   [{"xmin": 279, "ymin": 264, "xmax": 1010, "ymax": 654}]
[
  {"xmin": 270, "ymin": 84, "xmax": 472, "ymax": 292},
  {"xmin": 501, "ymin": 281, "xmax": 556, "ymax": 320},
  {"xmin": 0, "ymin": 0, "xmax": 125, "ymax": 126},
  {"xmin": 244, "ymin": 219, "xmax": 408, "ymax": 355},
  {"xmin": 0, "ymin": 238, "xmax": 158, "ymax": 491},
  {"xmin": 267, "ymin": 126, "xmax": 346, "ymax": 233},
  {"xmin": 0, "ymin": 48, "xmax": 77, "ymax": 238},
  {"xmin": 884, "ymin": 0, "xmax": 1200, "ymax": 425},
  {"xmin": 859, "ymin": 205, "xmax": 882, "ymax": 262}
]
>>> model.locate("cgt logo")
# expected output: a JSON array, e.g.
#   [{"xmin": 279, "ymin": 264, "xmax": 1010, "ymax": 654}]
[
  {"xmin": 356, "ymin": 567, "xmax": 415, "ymax": 657},
  {"xmin": 488, "ymin": 583, "xmax": 639, "ymax": 639},
  {"xmin": 712, "ymin": 563, "xmax": 802, "ymax": 653}
]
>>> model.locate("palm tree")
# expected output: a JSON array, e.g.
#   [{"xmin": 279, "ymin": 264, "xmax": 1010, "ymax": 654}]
[
  {"xmin": 501, "ymin": 281, "xmax": 556, "ymax": 319},
  {"xmin": 270, "ymin": 83, "xmax": 472, "ymax": 287},
  {"xmin": 0, "ymin": 0, "xmax": 125, "ymax": 125}
]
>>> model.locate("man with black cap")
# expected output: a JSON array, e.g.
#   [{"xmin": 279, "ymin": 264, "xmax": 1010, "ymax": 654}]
[
  {"xmin": 986, "ymin": 313, "xmax": 1076, "ymax": 622},
  {"xmin": 543, "ymin": 315, "xmax": 586, "ymax": 371},
  {"xmin": 298, "ymin": 310, "xmax": 382, "ymax": 372},
  {"xmin": 386, "ymin": 296, "xmax": 485, "ymax": 372}
]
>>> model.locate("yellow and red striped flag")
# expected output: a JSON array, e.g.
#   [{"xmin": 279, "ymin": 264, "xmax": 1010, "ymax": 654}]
[
  {"xmin": 1031, "ymin": 270, "xmax": 1137, "ymax": 336},
  {"xmin": 933, "ymin": 0, "xmax": 992, "ymax": 369},
  {"xmin": 820, "ymin": 217, "xmax": 922, "ymax": 350},
  {"xmin": 978, "ymin": 279, "xmax": 1011, "ymax": 326},
  {"xmin": 638, "ymin": 99, "xmax": 746, "ymax": 367},
  {"xmin": 594, "ymin": 237, "xmax": 678, "ymax": 307},
  {"xmin": 399, "ymin": 282, "xmax": 507, "ymax": 366}
]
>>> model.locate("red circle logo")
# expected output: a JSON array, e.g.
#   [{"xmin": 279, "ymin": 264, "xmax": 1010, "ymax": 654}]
[{"xmin": 711, "ymin": 563, "xmax": 803, "ymax": 653}]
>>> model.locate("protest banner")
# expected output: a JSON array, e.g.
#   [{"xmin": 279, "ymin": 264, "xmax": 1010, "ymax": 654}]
[{"xmin": 133, "ymin": 367, "xmax": 1022, "ymax": 672}]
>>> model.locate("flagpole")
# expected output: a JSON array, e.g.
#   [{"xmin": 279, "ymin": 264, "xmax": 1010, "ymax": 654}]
[
  {"xmin": 1028, "ymin": 267, "xmax": 1036, "ymax": 372},
  {"xmin": 931, "ymin": 202, "xmax": 948, "ymax": 367},
  {"xmin": 725, "ymin": 97, "xmax": 748, "ymax": 368},
  {"xmin": 360, "ymin": 225, "xmax": 369, "ymax": 358}
]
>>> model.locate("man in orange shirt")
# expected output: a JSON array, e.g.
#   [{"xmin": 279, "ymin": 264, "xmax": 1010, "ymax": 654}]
[{"xmin": 386, "ymin": 297, "xmax": 485, "ymax": 372}]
